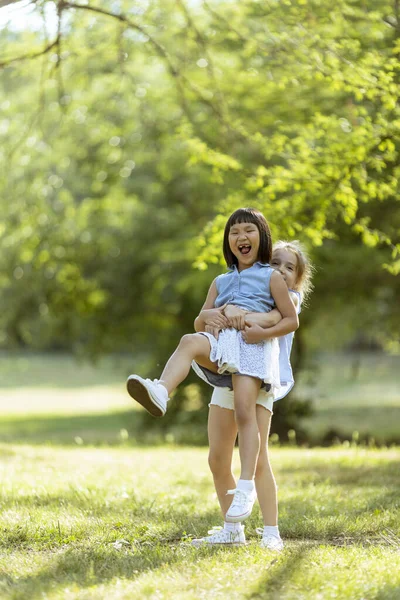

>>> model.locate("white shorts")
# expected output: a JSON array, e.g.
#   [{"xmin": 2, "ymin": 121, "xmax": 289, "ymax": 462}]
[{"xmin": 209, "ymin": 386, "xmax": 274, "ymax": 414}]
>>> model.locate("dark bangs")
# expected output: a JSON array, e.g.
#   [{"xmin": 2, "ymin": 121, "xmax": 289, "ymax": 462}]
[{"xmin": 223, "ymin": 207, "xmax": 272, "ymax": 267}]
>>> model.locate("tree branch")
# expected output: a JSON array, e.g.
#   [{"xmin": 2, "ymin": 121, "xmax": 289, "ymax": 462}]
[{"xmin": 0, "ymin": 38, "xmax": 59, "ymax": 69}]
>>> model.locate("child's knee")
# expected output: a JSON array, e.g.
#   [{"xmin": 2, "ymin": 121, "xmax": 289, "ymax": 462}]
[
  {"xmin": 208, "ymin": 451, "xmax": 230, "ymax": 476},
  {"xmin": 234, "ymin": 403, "xmax": 255, "ymax": 426},
  {"xmin": 179, "ymin": 333, "xmax": 200, "ymax": 350}
]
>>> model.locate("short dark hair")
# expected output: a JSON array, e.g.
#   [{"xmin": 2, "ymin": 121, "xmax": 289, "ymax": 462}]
[{"xmin": 223, "ymin": 207, "xmax": 272, "ymax": 268}]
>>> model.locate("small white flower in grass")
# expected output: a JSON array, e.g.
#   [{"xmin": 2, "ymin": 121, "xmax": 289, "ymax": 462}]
[{"xmin": 112, "ymin": 539, "xmax": 130, "ymax": 550}]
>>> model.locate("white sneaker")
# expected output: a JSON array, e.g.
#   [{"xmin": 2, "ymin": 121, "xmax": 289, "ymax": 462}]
[
  {"xmin": 225, "ymin": 487, "xmax": 257, "ymax": 523},
  {"xmin": 257, "ymin": 528, "xmax": 284, "ymax": 551},
  {"xmin": 191, "ymin": 526, "xmax": 246, "ymax": 547},
  {"xmin": 126, "ymin": 375, "xmax": 168, "ymax": 417}
]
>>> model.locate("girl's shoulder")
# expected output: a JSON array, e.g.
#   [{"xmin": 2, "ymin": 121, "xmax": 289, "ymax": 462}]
[
  {"xmin": 215, "ymin": 269, "xmax": 235, "ymax": 290},
  {"xmin": 288, "ymin": 289, "xmax": 302, "ymax": 313},
  {"xmin": 216, "ymin": 269, "xmax": 234, "ymax": 280},
  {"xmin": 256, "ymin": 262, "xmax": 275, "ymax": 282}
]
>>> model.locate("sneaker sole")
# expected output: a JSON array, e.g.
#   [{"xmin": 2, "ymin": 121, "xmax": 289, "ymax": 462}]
[
  {"xmin": 191, "ymin": 540, "xmax": 246, "ymax": 547},
  {"xmin": 126, "ymin": 377, "xmax": 165, "ymax": 417},
  {"xmin": 225, "ymin": 506, "xmax": 254, "ymax": 523}
]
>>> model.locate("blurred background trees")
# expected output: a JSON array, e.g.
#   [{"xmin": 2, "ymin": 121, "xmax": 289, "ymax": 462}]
[{"xmin": 0, "ymin": 0, "xmax": 399, "ymax": 439}]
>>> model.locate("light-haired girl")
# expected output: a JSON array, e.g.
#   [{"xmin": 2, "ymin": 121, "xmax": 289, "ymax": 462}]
[
  {"xmin": 127, "ymin": 208, "xmax": 299, "ymax": 523},
  {"xmin": 191, "ymin": 240, "xmax": 313, "ymax": 550}
]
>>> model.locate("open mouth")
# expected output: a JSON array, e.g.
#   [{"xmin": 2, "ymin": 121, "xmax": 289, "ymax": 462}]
[{"xmin": 238, "ymin": 244, "xmax": 251, "ymax": 255}]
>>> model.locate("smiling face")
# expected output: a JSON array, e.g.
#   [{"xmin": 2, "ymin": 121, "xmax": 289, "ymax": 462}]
[
  {"xmin": 271, "ymin": 247, "xmax": 299, "ymax": 289},
  {"xmin": 223, "ymin": 208, "xmax": 272, "ymax": 268},
  {"xmin": 228, "ymin": 221, "xmax": 261, "ymax": 271}
]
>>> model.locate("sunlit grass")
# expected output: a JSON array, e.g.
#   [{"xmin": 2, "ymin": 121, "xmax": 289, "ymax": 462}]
[
  {"xmin": 0, "ymin": 352, "xmax": 399, "ymax": 598},
  {"xmin": 0, "ymin": 445, "xmax": 399, "ymax": 599}
]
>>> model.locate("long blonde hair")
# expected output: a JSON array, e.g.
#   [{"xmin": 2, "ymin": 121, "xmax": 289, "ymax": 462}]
[{"xmin": 272, "ymin": 240, "xmax": 314, "ymax": 303}]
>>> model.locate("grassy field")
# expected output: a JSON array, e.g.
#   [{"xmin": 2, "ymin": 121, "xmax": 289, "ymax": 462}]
[
  {"xmin": 0, "ymin": 444, "xmax": 399, "ymax": 599},
  {"xmin": 0, "ymin": 351, "xmax": 399, "ymax": 598}
]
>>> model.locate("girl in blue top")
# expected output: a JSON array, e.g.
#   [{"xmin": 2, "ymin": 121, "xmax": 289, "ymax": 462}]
[
  {"xmin": 127, "ymin": 208, "xmax": 299, "ymax": 523},
  {"xmin": 191, "ymin": 240, "xmax": 313, "ymax": 550}
]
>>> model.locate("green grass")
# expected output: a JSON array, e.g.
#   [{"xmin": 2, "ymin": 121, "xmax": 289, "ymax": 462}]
[
  {"xmin": 0, "ymin": 445, "xmax": 399, "ymax": 599},
  {"xmin": 0, "ymin": 351, "xmax": 399, "ymax": 598}
]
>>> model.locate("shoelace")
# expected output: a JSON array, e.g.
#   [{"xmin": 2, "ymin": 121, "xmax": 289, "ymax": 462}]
[
  {"xmin": 145, "ymin": 379, "xmax": 167, "ymax": 396},
  {"xmin": 207, "ymin": 526, "xmax": 223, "ymax": 535},
  {"xmin": 226, "ymin": 488, "xmax": 251, "ymax": 507},
  {"xmin": 205, "ymin": 526, "xmax": 243, "ymax": 542}
]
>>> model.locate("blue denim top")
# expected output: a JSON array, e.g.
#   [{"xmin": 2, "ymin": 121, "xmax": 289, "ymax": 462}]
[{"xmin": 215, "ymin": 262, "xmax": 275, "ymax": 313}]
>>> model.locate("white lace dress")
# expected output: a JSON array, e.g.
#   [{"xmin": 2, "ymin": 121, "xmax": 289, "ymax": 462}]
[{"xmin": 192, "ymin": 328, "xmax": 280, "ymax": 392}]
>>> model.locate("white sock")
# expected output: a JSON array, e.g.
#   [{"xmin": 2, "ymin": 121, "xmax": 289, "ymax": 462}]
[
  {"xmin": 158, "ymin": 380, "xmax": 170, "ymax": 399},
  {"xmin": 264, "ymin": 525, "xmax": 280, "ymax": 537},
  {"xmin": 224, "ymin": 521, "xmax": 243, "ymax": 533},
  {"xmin": 237, "ymin": 478, "xmax": 255, "ymax": 493}
]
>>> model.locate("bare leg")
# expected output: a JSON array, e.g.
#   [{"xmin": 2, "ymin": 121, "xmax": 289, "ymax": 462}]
[
  {"xmin": 207, "ymin": 405, "xmax": 238, "ymax": 517},
  {"xmin": 160, "ymin": 333, "xmax": 218, "ymax": 395},
  {"xmin": 232, "ymin": 374, "xmax": 261, "ymax": 480},
  {"xmin": 255, "ymin": 405, "xmax": 278, "ymax": 526}
]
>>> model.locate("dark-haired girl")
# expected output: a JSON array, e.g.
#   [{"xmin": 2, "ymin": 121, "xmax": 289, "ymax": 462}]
[{"xmin": 127, "ymin": 208, "xmax": 298, "ymax": 523}]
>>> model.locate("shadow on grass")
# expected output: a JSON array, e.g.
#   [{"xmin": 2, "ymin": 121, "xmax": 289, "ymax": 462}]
[
  {"xmin": 0, "ymin": 505, "xmax": 229, "ymax": 600},
  {"xmin": 246, "ymin": 545, "xmax": 400, "ymax": 600},
  {"xmin": 1, "ymin": 544, "xmax": 181, "ymax": 600},
  {"xmin": 0, "ymin": 411, "xmax": 207, "ymax": 446},
  {"xmin": 279, "ymin": 460, "xmax": 400, "ymax": 488},
  {"xmin": 247, "ymin": 544, "xmax": 311, "ymax": 599},
  {"xmin": 372, "ymin": 585, "xmax": 400, "ymax": 600},
  {"xmin": 1, "ymin": 492, "xmax": 399, "ymax": 598},
  {"xmin": 0, "ymin": 490, "xmax": 216, "ymax": 526}
]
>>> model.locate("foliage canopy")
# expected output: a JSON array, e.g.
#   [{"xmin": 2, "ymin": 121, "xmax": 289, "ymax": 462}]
[{"xmin": 0, "ymin": 0, "xmax": 399, "ymax": 358}]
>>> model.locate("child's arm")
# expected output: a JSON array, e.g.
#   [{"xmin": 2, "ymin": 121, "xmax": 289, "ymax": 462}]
[
  {"xmin": 245, "ymin": 291, "xmax": 299, "ymax": 329},
  {"xmin": 194, "ymin": 279, "xmax": 228, "ymax": 339},
  {"xmin": 244, "ymin": 309, "xmax": 282, "ymax": 329},
  {"xmin": 242, "ymin": 272, "xmax": 298, "ymax": 344}
]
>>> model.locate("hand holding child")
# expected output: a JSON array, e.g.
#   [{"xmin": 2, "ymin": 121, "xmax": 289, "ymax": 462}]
[
  {"xmin": 224, "ymin": 304, "xmax": 248, "ymax": 330},
  {"xmin": 242, "ymin": 321, "xmax": 268, "ymax": 344},
  {"xmin": 201, "ymin": 306, "xmax": 229, "ymax": 340}
]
